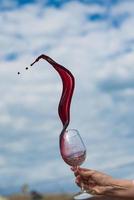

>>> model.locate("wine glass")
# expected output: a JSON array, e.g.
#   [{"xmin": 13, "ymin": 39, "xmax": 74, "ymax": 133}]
[{"xmin": 60, "ymin": 129, "xmax": 92, "ymax": 200}]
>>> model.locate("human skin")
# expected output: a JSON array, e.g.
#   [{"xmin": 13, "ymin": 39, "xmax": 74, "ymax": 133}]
[{"xmin": 72, "ymin": 167, "xmax": 134, "ymax": 199}]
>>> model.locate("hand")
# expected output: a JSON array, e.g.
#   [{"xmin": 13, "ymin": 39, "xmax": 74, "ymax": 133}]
[{"xmin": 71, "ymin": 167, "xmax": 130, "ymax": 196}]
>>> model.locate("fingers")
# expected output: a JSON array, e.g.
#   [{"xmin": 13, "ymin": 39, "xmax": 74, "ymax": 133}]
[
  {"xmin": 75, "ymin": 178, "xmax": 115, "ymax": 196},
  {"xmin": 71, "ymin": 167, "xmax": 80, "ymax": 177},
  {"xmin": 72, "ymin": 167, "xmax": 97, "ymax": 191},
  {"xmin": 71, "ymin": 166, "xmax": 78, "ymax": 172},
  {"xmin": 75, "ymin": 175, "xmax": 81, "ymax": 187},
  {"xmin": 77, "ymin": 167, "xmax": 91, "ymax": 172},
  {"xmin": 71, "ymin": 167, "xmax": 94, "ymax": 178},
  {"xmin": 72, "ymin": 167, "xmax": 117, "ymax": 196},
  {"xmin": 75, "ymin": 176, "xmax": 96, "ymax": 190},
  {"xmin": 88, "ymin": 185, "xmax": 115, "ymax": 196},
  {"xmin": 78, "ymin": 168, "xmax": 94, "ymax": 179},
  {"xmin": 71, "ymin": 167, "xmax": 91, "ymax": 172}
]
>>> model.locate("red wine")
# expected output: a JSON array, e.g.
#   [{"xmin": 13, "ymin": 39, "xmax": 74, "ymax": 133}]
[
  {"xmin": 31, "ymin": 54, "xmax": 75, "ymax": 132},
  {"xmin": 20, "ymin": 55, "xmax": 86, "ymax": 169},
  {"xmin": 62, "ymin": 151, "xmax": 86, "ymax": 166}
]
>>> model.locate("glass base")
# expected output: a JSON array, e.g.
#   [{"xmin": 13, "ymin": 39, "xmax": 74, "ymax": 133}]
[{"xmin": 74, "ymin": 191, "xmax": 92, "ymax": 200}]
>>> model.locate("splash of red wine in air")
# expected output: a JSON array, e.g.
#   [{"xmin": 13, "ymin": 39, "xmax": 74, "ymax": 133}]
[{"xmin": 31, "ymin": 54, "xmax": 75, "ymax": 134}]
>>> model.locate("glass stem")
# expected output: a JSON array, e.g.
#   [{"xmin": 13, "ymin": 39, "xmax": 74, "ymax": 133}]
[
  {"xmin": 74, "ymin": 165, "xmax": 86, "ymax": 193},
  {"xmin": 74, "ymin": 166, "xmax": 85, "ymax": 193},
  {"xmin": 81, "ymin": 183, "xmax": 85, "ymax": 193}
]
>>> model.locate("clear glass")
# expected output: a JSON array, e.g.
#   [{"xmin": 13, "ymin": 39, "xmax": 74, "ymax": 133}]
[{"xmin": 60, "ymin": 129, "xmax": 92, "ymax": 199}]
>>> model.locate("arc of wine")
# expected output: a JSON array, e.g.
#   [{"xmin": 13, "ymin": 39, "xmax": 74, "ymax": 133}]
[{"xmin": 31, "ymin": 54, "xmax": 75, "ymax": 134}]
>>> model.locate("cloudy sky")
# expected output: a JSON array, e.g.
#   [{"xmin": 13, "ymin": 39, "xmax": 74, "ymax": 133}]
[{"xmin": 0, "ymin": 0, "xmax": 134, "ymax": 195}]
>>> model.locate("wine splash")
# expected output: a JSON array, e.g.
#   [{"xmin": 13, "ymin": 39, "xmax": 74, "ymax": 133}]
[{"xmin": 30, "ymin": 54, "xmax": 75, "ymax": 133}]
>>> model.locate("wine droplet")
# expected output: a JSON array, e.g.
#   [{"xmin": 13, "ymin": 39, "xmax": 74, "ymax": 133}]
[{"xmin": 17, "ymin": 67, "xmax": 29, "ymax": 75}]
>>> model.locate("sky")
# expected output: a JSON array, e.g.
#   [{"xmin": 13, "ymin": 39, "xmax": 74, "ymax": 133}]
[{"xmin": 0, "ymin": 0, "xmax": 134, "ymax": 195}]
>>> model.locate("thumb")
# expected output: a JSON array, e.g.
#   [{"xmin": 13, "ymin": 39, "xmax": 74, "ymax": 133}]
[
  {"xmin": 78, "ymin": 168, "xmax": 94, "ymax": 178},
  {"xmin": 92, "ymin": 185, "xmax": 114, "ymax": 195}
]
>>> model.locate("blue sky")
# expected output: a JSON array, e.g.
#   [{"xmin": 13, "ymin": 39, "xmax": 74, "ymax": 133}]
[
  {"xmin": 0, "ymin": 0, "xmax": 119, "ymax": 8},
  {"xmin": 0, "ymin": 0, "xmax": 134, "ymax": 195}
]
